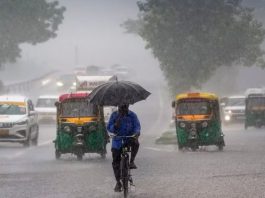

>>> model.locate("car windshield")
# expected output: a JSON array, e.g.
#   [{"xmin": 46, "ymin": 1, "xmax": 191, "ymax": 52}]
[
  {"xmin": 0, "ymin": 104, "xmax": 26, "ymax": 115},
  {"xmin": 177, "ymin": 99, "xmax": 211, "ymax": 115},
  {"xmin": 36, "ymin": 98, "xmax": 57, "ymax": 108},
  {"xmin": 226, "ymin": 98, "xmax": 245, "ymax": 106},
  {"xmin": 61, "ymin": 99, "xmax": 97, "ymax": 117}
]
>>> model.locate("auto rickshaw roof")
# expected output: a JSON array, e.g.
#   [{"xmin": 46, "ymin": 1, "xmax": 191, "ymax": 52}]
[
  {"xmin": 59, "ymin": 92, "xmax": 89, "ymax": 102},
  {"xmin": 176, "ymin": 92, "xmax": 218, "ymax": 101},
  {"xmin": 247, "ymin": 93, "xmax": 265, "ymax": 98}
]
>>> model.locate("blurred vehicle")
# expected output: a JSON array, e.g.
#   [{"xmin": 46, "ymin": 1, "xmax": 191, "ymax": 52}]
[
  {"xmin": 110, "ymin": 64, "xmax": 129, "ymax": 80},
  {"xmin": 222, "ymin": 95, "xmax": 245, "ymax": 124},
  {"xmin": 245, "ymin": 88, "xmax": 264, "ymax": 96},
  {"xmin": 103, "ymin": 106, "xmax": 117, "ymax": 123},
  {"xmin": 0, "ymin": 95, "xmax": 39, "ymax": 146},
  {"xmin": 35, "ymin": 95, "xmax": 58, "ymax": 123},
  {"xmin": 76, "ymin": 75, "xmax": 117, "ymax": 122},
  {"xmin": 56, "ymin": 73, "xmax": 76, "ymax": 93},
  {"xmin": 75, "ymin": 75, "xmax": 117, "ymax": 92},
  {"xmin": 172, "ymin": 92, "xmax": 225, "ymax": 151},
  {"xmin": 245, "ymin": 93, "xmax": 265, "ymax": 129},
  {"xmin": 54, "ymin": 92, "xmax": 108, "ymax": 160}
]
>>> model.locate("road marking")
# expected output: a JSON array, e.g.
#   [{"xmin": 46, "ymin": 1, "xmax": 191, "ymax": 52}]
[
  {"xmin": 38, "ymin": 139, "xmax": 53, "ymax": 146},
  {"xmin": 144, "ymin": 146, "xmax": 174, "ymax": 153},
  {"xmin": 5, "ymin": 139, "xmax": 53, "ymax": 160},
  {"xmin": 7, "ymin": 150, "xmax": 26, "ymax": 159}
]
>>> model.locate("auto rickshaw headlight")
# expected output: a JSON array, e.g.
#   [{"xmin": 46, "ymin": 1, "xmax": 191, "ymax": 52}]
[
  {"xmin": 88, "ymin": 125, "xmax": 97, "ymax": 132},
  {"xmin": 202, "ymin": 121, "xmax": 208, "ymax": 128},
  {"xmin": 179, "ymin": 122, "xmax": 186, "ymax": 128},
  {"xmin": 64, "ymin": 126, "xmax": 71, "ymax": 132}
]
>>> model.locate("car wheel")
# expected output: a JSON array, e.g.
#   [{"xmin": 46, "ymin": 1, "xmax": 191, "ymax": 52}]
[
  {"xmin": 218, "ymin": 145, "xmax": 224, "ymax": 151},
  {"xmin": 23, "ymin": 128, "xmax": 31, "ymax": 147},
  {"xmin": 32, "ymin": 126, "xmax": 39, "ymax": 146},
  {"xmin": 100, "ymin": 152, "xmax": 106, "ymax": 159}
]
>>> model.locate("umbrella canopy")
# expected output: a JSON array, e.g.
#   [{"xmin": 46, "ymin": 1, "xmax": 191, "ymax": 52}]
[{"xmin": 88, "ymin": 81, "xmax": 151, "ymax": 106}]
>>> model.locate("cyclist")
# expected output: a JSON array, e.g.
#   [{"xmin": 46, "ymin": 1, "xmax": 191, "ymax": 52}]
[{"xmin": 107, "ymin": 104, "xmax": 141, "ymax": 192}]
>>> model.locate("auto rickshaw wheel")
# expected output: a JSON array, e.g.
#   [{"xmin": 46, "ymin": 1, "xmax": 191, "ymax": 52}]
[
  {"xmin": 244, "ymin": 123, "xmax": 248, "ymax": 130},
  {"xmin": 191, "ymin": 145, "xmax": 197, "ymax": 151},
  {"xmin": 190, "ymin": 140, "xmax": 198, "ymax": 151},
  {"xmin": 218, "ymin": 145, "xmax": 224, "ymax": 151},
  {"xmin": 100, "ymin": 153, "xmax": 106, "ymax": 159},
  {"xmin": 255, "ymin": 121, "xmax": 262, "ymax": 129},
  {"xmin": 76, "ymin": 147, "xmax": 84, "ymax": 160},
  {"xmin": 77, "ymin": 154, "xmax": 83, "ymax": 161},
  {"xmin": 178, "ymin": 144, "xmax": 183, "ymax": 151},
  {"xmin": 55, "ymin": 150, "xmax": 61, "ymax": 159}
]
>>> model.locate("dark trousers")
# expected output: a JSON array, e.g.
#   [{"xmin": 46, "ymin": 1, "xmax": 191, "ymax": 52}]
[{"xmin": 112, "ymin": 139, "xmax": 139, "ymax": 182}]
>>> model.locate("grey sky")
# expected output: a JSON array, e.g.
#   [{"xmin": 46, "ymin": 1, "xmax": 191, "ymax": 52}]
[
  {"xmin": 1, "ymin": 0, "xmax": 265, "ymax": 94},
  {"xmin": 1, "ymin": 0, "xmax": 162, "ymax": 84}
]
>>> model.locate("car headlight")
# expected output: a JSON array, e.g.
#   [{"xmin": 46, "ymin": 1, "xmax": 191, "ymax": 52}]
[
  {"xmin": 225, "ymin": 115, "xmax": 231, "ymax": 121},
  {"xmin": 64, "ymin": 126, "xmax": 71, "ymax": 132},
  {"xmin": 202, "ymin": 121, "xmax": 208, "ymax": 128},
  {"xmin": 179, "ymin": 122, "xmax": 186, "ymax": 128},
  {"xmin": 56, "ymin": 81, "xmax": 64, "ymax": 87},
  {"xmin": 15, "ymin": 120, "xmax": 27, "ymax": 125}
]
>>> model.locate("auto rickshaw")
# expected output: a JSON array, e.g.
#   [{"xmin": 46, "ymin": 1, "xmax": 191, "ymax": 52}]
[
  {"xmin": 245, "ymin": 93, "xmax": 265, "ymax": 129},
  {"xmin": 53, "ymin": 92, "xmax": 108, "ymax": 160},
  {"xmin": 172, "ymin": 92, "xmax": 225, "ymax": 151}
]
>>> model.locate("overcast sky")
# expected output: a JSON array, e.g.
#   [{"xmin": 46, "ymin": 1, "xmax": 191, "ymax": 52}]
[
  {"xmin": 1, "ymin": 0, "xmax": 265, "ymax": 94},
  {"xmin": 0, "ymin": 0, "xmax": 162, "ymax": 84}
]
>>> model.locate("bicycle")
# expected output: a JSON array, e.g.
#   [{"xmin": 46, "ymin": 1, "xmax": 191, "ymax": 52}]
[{"xmin": 110, "ymin": 134, "xmax": 136, "ymax": 198}]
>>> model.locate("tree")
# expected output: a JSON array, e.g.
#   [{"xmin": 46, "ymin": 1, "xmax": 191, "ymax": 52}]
[
  {"xmin": 123, "ymin": 0, "xmax": 265, "ymax": 94},
  {"xmin": 0, "ymin": 80, "xmax": 4, "ymax": 94},
  {"xmin": 0, "ymin": 0, "xmax": 65, "ymax": 68}
]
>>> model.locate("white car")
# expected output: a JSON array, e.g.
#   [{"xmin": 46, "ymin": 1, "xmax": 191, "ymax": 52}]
[
  {"xmin": 0, "ymin": 95, "xmax": 39, "ymax": 146},
  {"xmin": 35, "ymin": 95, "xmax": 58, "ymax": 122},
  {"xmin": 222, "ymin": 96, "xmax": 246, "ymax": 123}
]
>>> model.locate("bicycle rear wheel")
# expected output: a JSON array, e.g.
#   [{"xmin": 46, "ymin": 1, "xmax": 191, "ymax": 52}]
[{"xmin": 121, "ymin": 155, "xmax": 129, "ymax": 198}]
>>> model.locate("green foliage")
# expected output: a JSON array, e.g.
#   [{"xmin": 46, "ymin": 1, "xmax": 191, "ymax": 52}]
[
  {"xmin": 0, "ymin": 0, "xmax": 65, "ymax": 67},
  {"xmin": 124, "ymin": 0, "xmax": 265, "ymax": 94}
]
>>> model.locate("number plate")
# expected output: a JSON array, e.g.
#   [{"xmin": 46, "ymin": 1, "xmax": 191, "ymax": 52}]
[{"xmin": 0, "ymin": 129, "xmax": 9, "ymax": 136}]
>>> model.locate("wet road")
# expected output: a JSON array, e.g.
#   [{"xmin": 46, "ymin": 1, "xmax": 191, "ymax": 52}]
[{"xmin": 1, "ymin": 123, "xmax": 265, "ymax": 198}]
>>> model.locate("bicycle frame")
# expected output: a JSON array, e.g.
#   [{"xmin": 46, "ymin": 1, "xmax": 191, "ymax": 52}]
[{"xmin": 110, "ymin": 134, "xmax": 136, "ymax": 198}]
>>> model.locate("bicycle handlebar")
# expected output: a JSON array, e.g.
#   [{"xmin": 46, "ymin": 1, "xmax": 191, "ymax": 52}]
[{"xmin": 109, "ymin": 134, "xmax": 137, "ymax": 139}]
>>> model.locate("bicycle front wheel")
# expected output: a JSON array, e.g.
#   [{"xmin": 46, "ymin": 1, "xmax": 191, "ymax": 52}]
[{"xmin": 121, "ymin": 155, "xmax": 129, "ymax": 198}]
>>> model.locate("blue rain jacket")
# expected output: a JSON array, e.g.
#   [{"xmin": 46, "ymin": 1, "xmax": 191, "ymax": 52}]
[{"xmin": 107, "ymin": 110, "xmax": 141, "ymax": 149}]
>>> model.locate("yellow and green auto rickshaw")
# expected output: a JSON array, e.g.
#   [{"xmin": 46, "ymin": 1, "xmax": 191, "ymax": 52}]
[
  {"xmin": 54, "ymin": 92, "xmax": 108, "ymax": 160},
  {"xmin": 245, "ymin": 93, "xmax": 265, "ymax": 129},
  {"xmin": 172, "ymin": 92, "xmax": 225, "ymax": 151}
]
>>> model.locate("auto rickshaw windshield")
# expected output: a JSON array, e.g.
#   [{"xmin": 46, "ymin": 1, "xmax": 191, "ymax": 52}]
[
  {"xmin": 247, "ymin": 97, "xmax": 265, "ymax": 110},
  {"xmin": 177, "ymin": 99, "xmax": 211, "ymax": 115},
  {"xmin": 61, "ymin": 99, "xmax": 97, "ymax": 117}
]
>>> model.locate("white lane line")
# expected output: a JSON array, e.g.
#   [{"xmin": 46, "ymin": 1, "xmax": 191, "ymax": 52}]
[
  {"xmin": 144, "ymin": 146, "xmax": 174, "ymax": 153},
  {"xmin": 5, "ymin": 139, "xmax": 53, "ymax": 160},
  {"xmin": 7, "ymin": 150, "xmax": 26, "ymax": 159},
  {"xmin": 38, "ymin": 139, "xmax": 53, "ymax": 146}
]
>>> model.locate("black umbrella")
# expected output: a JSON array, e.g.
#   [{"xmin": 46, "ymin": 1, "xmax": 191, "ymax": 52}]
[{"xmin": 88, "ymin": 80, "xmax": 151, "ymax": 106}]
